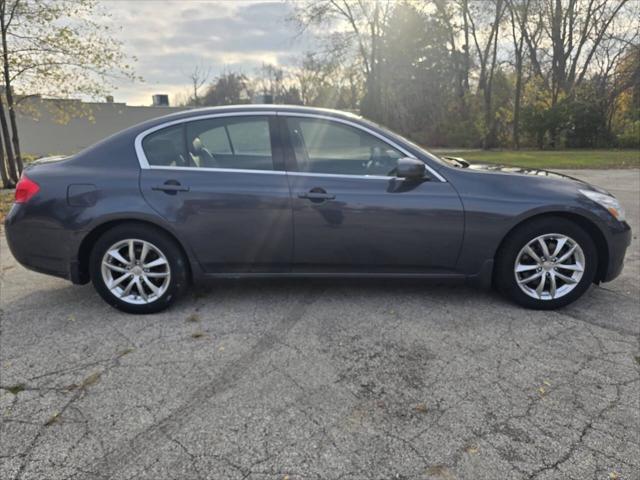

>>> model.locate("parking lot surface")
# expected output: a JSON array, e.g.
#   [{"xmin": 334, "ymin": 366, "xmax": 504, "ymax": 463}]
[{"xmin": 1, "ymin": 169, "xmax": 638, "ymax": 480}]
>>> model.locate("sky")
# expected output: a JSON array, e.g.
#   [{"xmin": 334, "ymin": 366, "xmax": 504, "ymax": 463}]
[{"xmin": 104, "ymin": 0, "xmax": 315, "ymax": 106}]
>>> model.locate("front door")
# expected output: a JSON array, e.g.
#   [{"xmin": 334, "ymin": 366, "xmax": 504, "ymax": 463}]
[
  {"xmin": 282, "ymin": 115, "xmax": 464, "ymax": 273},
  {"xmin": 139, "ymin": 114, "xmax": 293, "ymax": 273}
]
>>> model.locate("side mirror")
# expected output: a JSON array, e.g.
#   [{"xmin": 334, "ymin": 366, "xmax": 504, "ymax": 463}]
[{"xmin": 396, "ymin": 157, "xmax": 427, "ymax": 179}]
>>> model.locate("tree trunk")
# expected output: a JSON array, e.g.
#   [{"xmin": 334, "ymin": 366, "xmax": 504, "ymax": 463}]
[
  {"xmin": 461, "ymin": 0, "xmax": 470, "ymax": 92},
  {"xmin": 508, "ymin": 0, "xmax": 527, "ymax": 149},
  {"xmin": 550, "ymin": 0, "xmax": 566, "ymax": 100},
  {"xmin": 483, "ymin": 0, "xmax": 503, "ymax": 149},
  {"xmin": 1, "ymin": 9, "xmax": 22, "ymax": 174},
  {"xmin": 0, "ymin": 132, "xmax": 13, "ymax": 188},
  {"xmin": 513, "ymin": 59, "xmax": 523, "ymax": 149},
  {"xmin": 0, "ymin": 95, "xmax": 17, "ymax": 182}
]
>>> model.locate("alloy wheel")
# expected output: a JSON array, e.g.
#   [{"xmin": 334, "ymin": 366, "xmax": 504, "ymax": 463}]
[
  {"xmin": 101, "ymin": 239, "xmax": 171, "ymax": 305},
  {"xmin": 514, "ymin": 233, "xmax": 585, "ymax": 300}
]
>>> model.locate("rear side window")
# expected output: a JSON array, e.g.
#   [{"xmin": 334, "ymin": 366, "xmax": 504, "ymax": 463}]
[
  {"xmin": 227, "ymin": 120, "xmax": 271, "ymax": 156},
  {"xmin": 198, "ymin": 126, "xmax": 232, "ymax": 155},
  {"xmin": 186, "ymin": 116, "xmax": 274, "ymax": 170},
  {"xmin": 141, "ymin": 125, "xmax": 187, "ymax": 167}
]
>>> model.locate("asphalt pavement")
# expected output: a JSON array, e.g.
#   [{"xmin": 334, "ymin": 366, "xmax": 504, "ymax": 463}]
[{"xmin": 1, "ymin": 169, "xmax": 638, "ymax": 480}]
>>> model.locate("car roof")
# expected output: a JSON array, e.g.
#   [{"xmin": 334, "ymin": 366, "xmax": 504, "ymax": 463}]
[
  {"xmin": 116, "ymin": 104, "xmax": 366, "ymax": 142},
  {"xmin": 141, "ymin": 104, "xmax": 360, "ymax": 127}
]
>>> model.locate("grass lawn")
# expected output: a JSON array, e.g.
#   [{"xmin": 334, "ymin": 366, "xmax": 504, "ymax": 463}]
[{"xmin": 432, "ymin": 149, "xmax": 640, "ymax": 169}]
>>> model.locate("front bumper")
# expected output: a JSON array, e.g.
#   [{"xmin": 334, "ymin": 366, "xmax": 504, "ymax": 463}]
[{"xmin": 602, "ymin": 221, "xmax": 632, "ymax": 282}]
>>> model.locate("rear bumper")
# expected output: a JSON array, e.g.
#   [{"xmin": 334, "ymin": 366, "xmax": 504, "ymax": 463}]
[
  {"xmin": 602, "ymin": 221, "xmax": 632, "ymax": 282},
  {"xmin": 4, "ymin": 204, "xmax": 85, "ymax": 283}
]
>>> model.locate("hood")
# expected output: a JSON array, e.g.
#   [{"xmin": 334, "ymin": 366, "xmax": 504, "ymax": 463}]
[
  {"xmin": 466, "ymin": 162, "xmax": 583, "ymax": 182},
  {"xmin": 443, "ymin": 156, "xmax": 610, "ymax": 195},
  {"xmin": 442, "ymin": 155, "xmax": 583, "ymax": 182}
]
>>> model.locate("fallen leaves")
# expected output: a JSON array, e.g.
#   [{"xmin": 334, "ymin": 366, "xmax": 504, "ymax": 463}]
[
  {"xmin": 426, "ymin": 465, "xmax": 454, "ymax": 479},
  {"xmin": 118, "ymin": 347, "xmax": 135, "ymax": 357},
  {"xmin": 465, "ymin": 444, "xmax": 479, "ymax": 454},
  {"xmin": 414, "ymin": 403, "xmax": 428, "ymax": 413},
  {"xmin": 5, "ymin": 384, "xmax": 25, "ymax": 395},
  {"xmin": 538, "ymin": 380, "xmax": 551, "ymax": 398},
  {"xmin": 0, "ymin": 189, "xmax": 14, "ymax": 223},
  {"xmin": 80, "ymin": 372, "xmax": 102, "ymax": 388},
  {"xmin": 44, "ymin": 412, "xmax": 60, "ymax": 427}
]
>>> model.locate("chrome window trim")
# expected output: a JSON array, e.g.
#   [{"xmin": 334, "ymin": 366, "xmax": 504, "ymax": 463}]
[
  {"xmin": 133, "ymin": 109, "xmax": 446, "ymax": 182},
  {"xmin": 279, "ymin": 112, "xmax": 447, "ymax": 182},
  {"xmin": 134, "ymin": 111, "xmax": 276, "ymax": 170},
  {"xmin": 287, "ymin": 171, "xmax": 392, "ymax": 180},
  {"xmin": 141, "ymin": 165, "xmax": 285, "ymax": 176}
]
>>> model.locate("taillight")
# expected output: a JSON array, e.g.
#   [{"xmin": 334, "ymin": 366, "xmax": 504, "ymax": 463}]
[{"xmin": 15, "ymin": 174, "xmax": 40, "ymax": 204}]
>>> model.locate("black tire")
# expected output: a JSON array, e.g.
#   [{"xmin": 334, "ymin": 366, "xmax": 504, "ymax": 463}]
[
  {"xmin": 495, "ymin": 217, "xmax": 597, "ymax": 310},
  {"xmin": 89, "ymin": 223, "xmax": 189, "ymax": 314}
]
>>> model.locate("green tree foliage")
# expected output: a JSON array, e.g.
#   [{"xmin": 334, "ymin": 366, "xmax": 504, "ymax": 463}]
[{"xmin": 0, "ymin": 0, "xmax": 136, "ymax": 187}]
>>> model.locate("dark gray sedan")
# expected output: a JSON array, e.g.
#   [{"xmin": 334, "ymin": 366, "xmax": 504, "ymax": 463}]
[{"xmin": 5, "ymin": 106, "xmax": 631, "ymax": 313}]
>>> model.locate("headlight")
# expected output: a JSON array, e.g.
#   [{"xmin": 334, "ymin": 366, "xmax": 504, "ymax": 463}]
[{"xmin": 580, "ymin": 189, "xmax": 626, "ymax": 222}]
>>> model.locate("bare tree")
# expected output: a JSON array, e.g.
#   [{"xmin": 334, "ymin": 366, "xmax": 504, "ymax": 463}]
[
  {"xmin": 187, "ymin": 64, "xmax": 210, "ymax": 106},
  {"xmin": 433, "ymin": 0, "xmax": 471, "ymax": 103},
  {"xmin": 518, "ymin": 0, "xmax": 633, "ymax": 102},
  {"xmin": 507, "ymin": 0, "xmax": 533, "ymax": 148},
  {"xmin": 0, "ymin": 93, "xmax": 16, "ymax": 185},
  {"xmin": 290, "ymin": 0, "xmax": 394, "ymax": 118},
  {"xmin": 466, "ymin": 0, "xmax": 506, "ymax": 148},
  {"xmin": 255, "ymin": 63, "xmax": 284, "ymax": 101},
  {"xmin": 0, "ymin": 0, "xmax": 21, "ymax": 177}
]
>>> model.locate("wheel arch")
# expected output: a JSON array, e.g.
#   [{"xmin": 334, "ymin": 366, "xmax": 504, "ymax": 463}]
[
  {"xmin": 493, "ymin": 211, "xmax": 609, "ymax": 284},
  {"xmin": 77, "ymin": 218, "xmax": 194, "ymax": 284}
]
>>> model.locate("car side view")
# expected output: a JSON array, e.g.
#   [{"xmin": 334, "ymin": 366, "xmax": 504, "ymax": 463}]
[{"xmin": 5, "ymin": 106, "xmax": 631, "ymax": 313}]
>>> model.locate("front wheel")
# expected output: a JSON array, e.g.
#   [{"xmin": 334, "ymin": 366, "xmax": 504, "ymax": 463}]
[
  {"xmin": 89, "ymin": 224, "xmax": 188, "ymax": 314},
  {"xmin": 495, "ymin": 217, "xmax": 598, "ymax": 309}
]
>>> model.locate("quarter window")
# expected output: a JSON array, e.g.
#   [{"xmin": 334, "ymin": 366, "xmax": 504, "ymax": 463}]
[
  {"xmin": 285, "ymin": 118, "xmax": 404, "ymax": 176},
  {"xmin": 141, "ymin": 125, "xmax": 188, "ymax": 167}
]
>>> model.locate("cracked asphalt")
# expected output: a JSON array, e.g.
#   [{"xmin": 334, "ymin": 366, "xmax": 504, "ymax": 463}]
[{"xmin": 1, "ymin": 169, "xmax": 638, "ymax": 480}]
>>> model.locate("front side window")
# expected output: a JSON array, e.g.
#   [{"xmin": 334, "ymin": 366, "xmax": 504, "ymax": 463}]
[
  {"xmin": 141, "ymin": 116, "xmax": 274, "ymax": 171},
  {"xmin": 285, "ymin": 117, "xmax": 404, "ymax": 176}
]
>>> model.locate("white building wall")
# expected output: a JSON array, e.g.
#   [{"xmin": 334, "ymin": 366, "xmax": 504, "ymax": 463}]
[{"xmin": 15, "ymin": 98, "xmax": 191, "ymax": 156}]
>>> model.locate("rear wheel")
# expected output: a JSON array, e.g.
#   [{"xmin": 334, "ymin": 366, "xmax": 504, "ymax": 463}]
[
  {"xmin": 495, "ymin": 217, "xmax": 597, "ymax": 309},
  {"xmin": 90, "ymin": 224, "xmax": 188, "ymax": 313}
]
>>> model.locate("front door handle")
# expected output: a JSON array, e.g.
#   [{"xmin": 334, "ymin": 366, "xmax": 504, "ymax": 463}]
[
  {"xmin": 152, "ymin": 181, "xmax": 190, "ymax": 194},
  {"xmin": 298, "ymin": 189, "xmax": 335, "ymax": 202}
]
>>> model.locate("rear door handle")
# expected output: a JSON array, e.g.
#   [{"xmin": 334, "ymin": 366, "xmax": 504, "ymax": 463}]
[
  {"xmin": 298, "ymin": 192, "xmax": 335, "ymax": 201},
  {"xmin": 152, "ymin": 182, "xmax": 190, "ymax": 193}
]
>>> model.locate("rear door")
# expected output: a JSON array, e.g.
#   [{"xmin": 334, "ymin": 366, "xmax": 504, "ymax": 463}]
[
  {"xmin": 138, "ymin": 113, "xmax": 293, "ymax": 273},
  {"xmin": 281, "ymin": 114, "xmax": 464, "ymax": 273}
]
